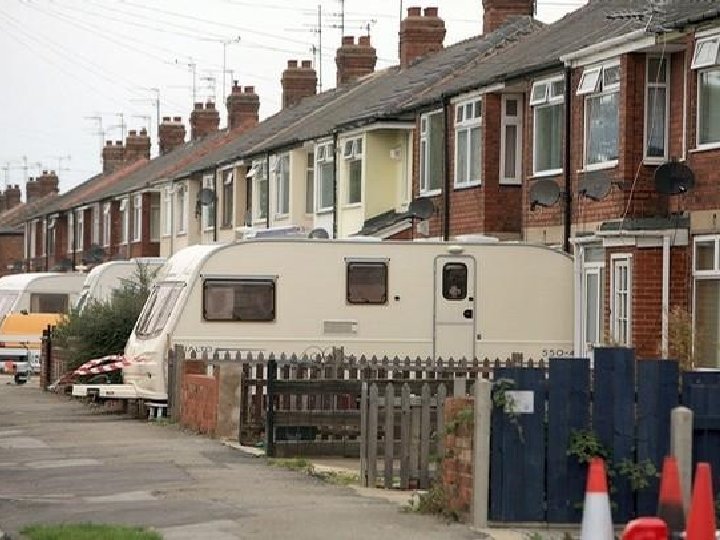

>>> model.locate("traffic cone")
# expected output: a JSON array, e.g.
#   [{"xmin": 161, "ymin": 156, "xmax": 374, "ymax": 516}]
[
  {"xmin": 581, "ymin": 457, "xmax": 614, "ymax": 540},
  {"xmin": 685, "ymin": 463, "xmax": 716, "ymax": 540},
  {"xmin": 657, "ymin": 456, "xmax": 685, "ymax": 537}
]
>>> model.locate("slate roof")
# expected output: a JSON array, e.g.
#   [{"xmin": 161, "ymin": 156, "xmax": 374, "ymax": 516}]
[
  {"xmin": 0, "ymin": 192, "xmax": 59, "ymax": 228},
  {"xmin": 355, "ymin": 208, "xmax": 411, "ymax": 237}
]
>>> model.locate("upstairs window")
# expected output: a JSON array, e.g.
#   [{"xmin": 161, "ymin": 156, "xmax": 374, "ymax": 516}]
[
  {"xmin": 531, "ymin": 77, "xmax": 564, "ymax": 175},
  {"xmin": 274, "ymin": 154, "xmax": 290, "ymax": 216},
  {"xmin": 201, "ymin": 175, "xmax": 215, "ymax": 231},
  {"xmin": 132, "ymin": 194, "xmax": 142, "ymax": 242},
  {"xmin": 316, "ymin": 142, "xmax": 335, "ymax": 212},
  {"xmin": 454, "ymin": 99, "xmax": 482, "ymax": 188},
  {"xmin": 692, "ymin": 36, "xmax": 720, "ymax": 69},
  {"xmin": 579, "ymin": 62, "xmax": 620, "ymax": 168},
  {"xmin": 645, "ymin": 57, "xmax": 669, "ymax": 160},
  {"xmin": 305, "ymin": 151, "xmax": 314, "ymax": 214},
  {"xmin": 692, "ymin": 35, "xmax": 720, "ymax": 147},
  {"xmin": 343, "ymin": 137, "xmax": 363, "ymax": 204},
  {"xmin": 222, "ymin": 170, "xmax": 234, "ymax": 227},
  {"xmin": 500, "ymin": 94, "xmax": 523, "ymax": 184},
  {"xmin": 420, "ymin": 110, "xmax": 444, "ymax": 194}
]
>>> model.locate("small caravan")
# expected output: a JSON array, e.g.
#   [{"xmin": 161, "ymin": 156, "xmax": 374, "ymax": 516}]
[
  {"xmin": 74, "ymin": 258, "xmax": 165, "ymax": 312},
  {"xmin": 0, "ymin": 273, "xmax": 86, "ymax": 323},
  {"xmin": 75, "ymin": 239, "xmax": 574, "ymax": 401}
]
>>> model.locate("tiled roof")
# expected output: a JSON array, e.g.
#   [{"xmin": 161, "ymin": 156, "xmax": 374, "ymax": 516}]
[
  {"xmin": 0, "ymin": 192, "xmax": 59, "ymax": 227},
  {"xmin": 355, "ymin": 208, "xmax": 411, "ymax": 236}
]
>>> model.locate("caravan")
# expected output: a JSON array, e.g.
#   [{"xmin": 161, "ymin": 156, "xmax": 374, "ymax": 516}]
[
  {"xmin": 0, "ymin": 273, "xmax": 86, "ymax": 323},
  {"xmin": 75, "ymin": 239, "xmax": 574, "ymax": 401}
]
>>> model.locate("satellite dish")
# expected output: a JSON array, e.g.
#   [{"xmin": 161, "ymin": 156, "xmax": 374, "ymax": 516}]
[
  {"xmin": 408, "ymin": 198, "xmax": 435, "ymax": 220},
  {"xmin": 85, "ymin": 244, "xmax": 105, "ymax": 264},
  {"xmin": 308, "ymin": 228, "xmax": 330, "ymax": 239},
  {"xmin": 579, "ymin": 172, "xmax": 612, "ymax": 201},
  {"xmin": 197, "ymin": 188, "xmax": 216, "ymax": 206},
  {"xmin": 529, "ymin": 179, "xmax": 561, "ymax": 209},
  {"xmin": 654, "ymin": 161, "xmax": 695, "ymax": 195}
]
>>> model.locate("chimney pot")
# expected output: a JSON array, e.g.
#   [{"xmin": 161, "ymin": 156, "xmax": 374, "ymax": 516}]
[
  {"xmin": 233, "ymin": 80, "xmax": 239, "ymax": 87},
  {"xmin": 173, "ymin": 116, "xmax": 182, "ymax": 122},
  {"xmin": 408, "ymin": 6, "xmax": 422, "ymax": 16},
  {"xmin": 342, "ymin": 36, "xmax": 355, "ymax": 45},
  {"xmin": 194, "ymin": 102, "xmax": 203, "ymax": 110},
  {"xmin": 424, "ymin": 6, "xmax": 438, "ymax": 16},
  {"xmin": 50, "ymin": 170, "xmax": 56, "ymax": 175},
  {"xmin": 358, "ymin": 35, "xmax": 371, "ymax": 46},
  {"xmin": 140, "ymin": 127, "xmax": 148, "ymax": 135},
  {"xmin": 115, "ymin": 141, "xmax": 123, "ymax": 145},
  {"xmin": 128, "ymin": 129, "xmax": 137, "ymax": 136},
  {"xmin": 106, "ymin": 140, "xmax": 113, "ymax": 146},
  {"xmin": 288, "ymin": 60, "xmax": 298, "ymax": 68},
  {"xmin": 301, "ymin": 60, "xmax": 313, "ymax": 69},
  {"xmin": 206, "ymin": 101, "xmax": 216, "ymax": 109},
  {"xmin": 162, "ymin": 116, "xmax": 171, "ymax": 122},
  {"xmin": 244, "ymin": 86, "xmax": 255, "ymax": 94}
]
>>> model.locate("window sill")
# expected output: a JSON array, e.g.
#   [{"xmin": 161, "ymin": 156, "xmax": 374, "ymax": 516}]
[
  {"xmin": 531, "ymin": 169, "xmax": 563, "ymax": 178},
  {"xmin": 252, "ymin": 219, "xmax": 268, "ymax": 226},
  {"xmin": 176, "ymin": 232, "xmax": 187, "ymax": 237},
  {"xmin": 690, "ymin": 142, "xmax": 720, "ymax": 154},
  {"xmin": 203, "ymin": 228, "xmax": 215, "ymax": 233},
  {"xmin": 419, "ymin": 189, "xmax": 442, "ymax": 198},
  {"xmin": 274, "ymin": 214, "xmax": 289, "ymax": 221},
  {"xmin": 499, "ymin": 180, "xmax": 522, "ymax": 187},
  {"xmin": 131, "ymin": 239, "xmax": 142, "ymax": 244},
  {"xmin": 343, "ymin": 202, "xmax": 363, "ymax": 209},
  {"xmin": 219, "ymin": 224, "xmax": 233, "ymax": 230},
  {"xmin": 578, "ymin": 161, "xmax": 618, "ymax": 173},
  {"xmin": 161, "ymin": 234, "xmax": 172, "ymax": 238},
  {"xmin": 454, "ymin": 182, "xmax": 481, "ymax": 191},
  {"xmin": 316, "ymin": 208, "xmax": 334, "ymax": 215}
]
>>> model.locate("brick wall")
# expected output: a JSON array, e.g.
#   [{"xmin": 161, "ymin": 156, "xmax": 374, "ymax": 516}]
[
  {"xmin": 441, "ymin": 396, "xmax": 474, "ymax": 520},
  {"xmin": 181, "ymin": 372, "xmax": 218, "ymax": 436},
  {"xmin": 0, "ymin": 232, "xmax": 23, "ymax": 277}
]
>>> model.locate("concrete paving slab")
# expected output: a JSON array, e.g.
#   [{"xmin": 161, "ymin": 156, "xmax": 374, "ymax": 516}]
[
  {"xmin": 158, "ymin": 519, "xmax": 241, "ymax": 540},
  {"xmin": 26, "ymin": 458, "xmax": 102, "ymax": 469}
]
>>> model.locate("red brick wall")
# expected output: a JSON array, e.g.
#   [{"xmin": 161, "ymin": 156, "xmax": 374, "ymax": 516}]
[
  {"xmin": 181, "ymin": 373, "xmax": 218, "ymax": 436},
  {"xmin": 441, "ymin": 397, "xmax": 474, "ymax": 520},
  {"xmin": 128, "ymin": 192, "xmax": 160, "ymax": 258},
  {"xmin": 0, "ymin": 233, "xmax": 23, "ymax": 277}
]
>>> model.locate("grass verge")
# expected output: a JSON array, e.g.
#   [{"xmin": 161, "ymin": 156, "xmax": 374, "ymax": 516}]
[
  {"xmin": 266, "ymin": 458, "xmax": 359, "ymax": 486},
  {"xmin": 21, "ymin": 523, "xmax": 162, "ymax": 540}
]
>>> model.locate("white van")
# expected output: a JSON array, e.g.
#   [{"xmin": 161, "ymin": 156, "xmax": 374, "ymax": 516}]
[
  {"xmin": 0, "ymin": 273, "xmax": 87, "ymax": 323},
  {"xmin": 74, "ymin": 239, "xmax": 574, "ymax": 401},
  {"xmin": 74, "ymin": 258, "xmax": 165, "ymax": 312}
]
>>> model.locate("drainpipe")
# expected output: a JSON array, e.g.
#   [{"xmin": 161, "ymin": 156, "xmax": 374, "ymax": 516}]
[
  {"xmin": 563, "ymin": 66, "xmax": 572, "ymax": 254},
  {"xmin": 213, "ymin": 172, "xmax": 218, "ymax": 243},
  {"xmin": 44, "ymin": 218, "xmax": 49, "ymax": 271},
  {"xmin": 265, "ymin": 153, "xmax": 270, "ymax": 230},
  {"xmin": 333, "ymin": 130, "xmax": 339, "ymax": 239},
  {"xmin": 662, "ymin": 234, "xmax": 670, "ymax": 357},
  {"xmin": 442, "ymin": 94, "xmax": 451, "ymax": 241},
  {"xmin": 71, "ymin": 210, "xmax": 76, "ymax": 271}
]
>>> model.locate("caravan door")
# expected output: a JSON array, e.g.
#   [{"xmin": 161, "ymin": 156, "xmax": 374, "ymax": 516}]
[{"xmin": 434, "ymin": 256, "xmax": 476, "ymax": 360}]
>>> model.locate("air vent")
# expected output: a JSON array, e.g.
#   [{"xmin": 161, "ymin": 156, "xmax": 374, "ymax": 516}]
[{"xmin": 323, "ymin": 320, "xmax": 358, "ymax": 335}]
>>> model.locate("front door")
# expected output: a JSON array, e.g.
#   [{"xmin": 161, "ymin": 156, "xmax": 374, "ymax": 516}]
[{"xmin": 434, "ymin": 256, "xmax": 476, "ymax": 360}]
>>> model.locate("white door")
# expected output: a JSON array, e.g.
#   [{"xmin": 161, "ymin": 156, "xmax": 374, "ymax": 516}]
[{"xmin": 434, "ymin": 256, "xmax": 476, "ymax": 360}]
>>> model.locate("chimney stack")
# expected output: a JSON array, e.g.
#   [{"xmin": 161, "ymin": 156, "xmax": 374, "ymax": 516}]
[
  {"xmin": 159, "ymin": 116, "xmax": 186, "ymax": 155},
  {"xmin": 0, "ymin": 191, "xmax": 5, "ymax": 213},
  {"xmin": 26, "ymin": 177, "xmax": 40, "ymax": 204},
  {"xmin": 102, "ymin": 140, "xmax": 125, "ymax": 175},
  {"xmin": 227, "ymin": 83, "xmax": 260, "ymax": 132},
  {"xmin": 4, "ymin": 185, "xmax": 21, "ymax": 210},
  {"xmin": 336, "ymin": 35, "xmax": 378, "ymax": 86},
  {"xmin": 124, "ymin": 128, "xmax": 151, "ymax": 164},
  {"xmin": 190, "ymin": 101, "xmax": 220, "ymax": 140},
  {"xmin": 281, "ymin": 60, "xmax": 317, "ymax": 109},
  {"xmin": 399, "ymin": 7, "xmax": 446, "ymax": 69},
  {"xmin": 482, "ymin": 0, "xmax": 534, "ymax": 34},
  {"xmin": 37, "ymin": 170, "xmax": 59, "ymax": 198}
]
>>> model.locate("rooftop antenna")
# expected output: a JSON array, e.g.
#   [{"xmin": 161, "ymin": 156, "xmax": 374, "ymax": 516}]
[
  {"xmin": 21, "ymin": 155, "xmax": 28, "ymax": 185},
  {"xmin": 176, "ymin": 57, "xmax": 197, "ymax": 105},
  {"xmin": 221, "ymin": 36, "xmax": 241, "ymax": 103},
  {"xmin": 50, "ymin": 155, "xmax": 71, "ymax": 174},
  {"xmin": 132, "ymin": 88, "xmax": 160, "ymax": 155},
  {"xmin": 84, "ymin": 115, "xmax": 104, "ymax": 164},
  {"xmin": 2, "ymin": 161, "xmax": 11, "ymax": 189},
  {"xmin": 200, "ymin": 73, "xmax": 217, "ymax": 103},
  {"xmin": 33, "ymin": 161, "xmax": 44, "ymax": 176},
  {"xmin": 132, "ymin": 114, "xmax": 152, "ymax": 134}
]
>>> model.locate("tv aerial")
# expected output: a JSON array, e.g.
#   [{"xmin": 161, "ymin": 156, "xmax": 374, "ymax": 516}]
[
  {"xmin": 408, "ymin": 198, "xmax": 435, "ymax": 220},
  {"xmin": 654, "ymin": 160, "xmax": 695, "ymax": 195},
  {"xmin": 529, "ymin": 179, "xmax": 561, "ymax": 210},
  {"xmin": 195, "ymin": 188, "xmax": 216, "ymax": 215},
  {"xmin": 84, "ymin": 244, "xmax": 105, "ymax": 264}
]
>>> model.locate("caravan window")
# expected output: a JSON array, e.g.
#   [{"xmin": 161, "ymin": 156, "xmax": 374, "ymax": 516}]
[
  {"xmin": 135, "ymin": 282, "xmax": 185, "ymax": 338},
  {"xmin": 346, "ymin": 261, "xmax": 388, "ymax": 305},
  {"xmin": 442, "ymin": 263, "xmax": 468, "ymax": 300},
  {"xmin": 203, "ymin": 279, "xmax": 276, "ymax": 322},
  {"xmin": 30, "ymin": 293, "xmax": 68, "ymax": 314},
  {"xmin": 0, "ymin": 292, "xmax": 19, "ymax": 320}
]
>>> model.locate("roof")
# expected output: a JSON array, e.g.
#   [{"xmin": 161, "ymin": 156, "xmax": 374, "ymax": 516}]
[
  {"xmin": 355, "ymin": 208, "xmax": 411, "ymax": 237},
  {"xmin": 0, "ymin": 272, "xmax": 78, "ymax": 289},
  {"xmin": 0, "ymin": 192, "xmax": 59, "ymax": 228},
  {"xmin": 599, "ymin": 216, "xmax": 690, "ymax": 231}
]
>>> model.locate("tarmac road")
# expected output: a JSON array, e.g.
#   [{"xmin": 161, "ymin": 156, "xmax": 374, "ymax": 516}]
[{"xmin": 0, "ymin": 376, "xmax": 481, "ymax": 539}]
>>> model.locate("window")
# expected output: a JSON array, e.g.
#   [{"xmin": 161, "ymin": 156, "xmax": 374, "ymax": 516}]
[
  {"xmin": 0, "ymin": 292, "xmax": 19, "ymax": 320},
  {"xmin": 454, "ymin": 99, "xmax": 482, "ymax": 188},
  {"xmin": 698, "ymin": 69, "xmax": 720, "ymax": 146},
  {"xmin": 316, "ymin": 142, "xmax": 334, "ymax": 211},
  {"xmin": 92, "ymin": 203, "xmax": 100, "ymax": 245},
  {"xmin": 346, "ymin": 261, "xmax": 388, "ymax": 305},
  {"xmin": 420, "ymin": 111, "xmax": 444, "ymax": 194},
  {"xmin": 343, "ymin": 138, "xmax": 363, "ymax": 204},
  {"xmin": 645, "ymin": 57, "xmax": 669, "ymax": 160},
  {"xmin": 305, "ymin": 151, "xmax": 314, "ymax": 214},
  {"xmin": 581, "ymin": 245, "xmax": 605, "ymax": 356},
  {"xmin": 610, "ymin": 255, "xmax": 631, "ymax": 346},
  {"xmin": 119, "ymin": 198, "xmax": 129, "ymax": 244},
  {"xmin": 132, "ymin": 194, "xmax": 142, "ymax": 242},
  {"xmin": 531, "ymin": 77, "xmax": 564, "ymax": 175},
  {"xmin": 41, "ymin": 218, "xmax": 46, "ymax": 256},
  {"xmin": 102, "ymin": 202, "xmax": 111, "ymax": 247},
  {"xmin": 67, "ymin": 213, "xmax": 74, "ymax": 254},
  {"xmin": 163, "ymin": 187, "xmax": 172, "ymax": 236},
  {"xmin": 201, "ymin": 175, "xmax": 215, "ymax": 230},
  {"xmin": 203, "ymin": 279, "xmax": 275, "ymax": 321},
  {"xmin": 48, "ymin": 217, "xmax": 56, "ymax": 255},
  {"xmin": 442, "ymin": 263, "xmax": 468, "ymax": 300},
  {"xmin": 274, "ymin": 154, "xmax": 290, "ymax": 216},
  {"xmin": 222, "ymin": 170, "xmax": 234, "ymax": 227},
  {"xmin": 29, "ymin": 220, "xmax": 37, "ymax": 258},
  {"xmin": 30, "ymin": 293, "xmax": 68, "ymax": 314},
  {"xmin": 176, "ymin": 184, "xmax": 187, "ymax": 234},
  {"xmin": 692, "ymin": 36, "xmax": 720, "ymax": 70},
  {"xmin": 135, "ymin": 282, "xmax": 185, "ymax": 338},
  {"xmin": 76, "ymin": 209, "xmax": 84, "ymax": 251},
  {"xmin": 252, "ymin": 161, "xmax": 268, "ymax": 221},
  {"xmin": 150, "ymin": 195, "xmax": 160, "ymax": 241},
  {"xmin": 580, "ymin": 62, "xmax": 620, "ymax": 168},
  {"xmin": 693, "ymin": 236, "xmax": 720, "ymax": 367},
  {"xmin": 501, "ymin": 94, "xmax": 523, "ymax": 184}
]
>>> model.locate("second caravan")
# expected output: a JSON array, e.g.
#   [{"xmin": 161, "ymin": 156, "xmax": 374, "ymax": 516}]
[{"xmin": 80, "ymin": 239, "xmax": 574, "ymax": 401}]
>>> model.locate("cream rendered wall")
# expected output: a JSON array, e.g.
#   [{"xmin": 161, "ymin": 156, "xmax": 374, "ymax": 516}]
[{"xmin": 366, "ymin": 130, "xmax": 405, "ymax": 218}]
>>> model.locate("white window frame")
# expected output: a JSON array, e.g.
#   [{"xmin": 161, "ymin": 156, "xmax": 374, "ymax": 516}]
[
  {"xmin": 91, "ymin": 203, "xmax": 100, "ymax": 245},
  {"xmin": 305, "ymin": 150, "xmax": 314, "ymax": 214},
  {"xmin": 420, "ymin": 110, "xmax": 443, "ymax": 196},
  {"xmin": 342, "ymin": 137, "xmax": 363, "ymax": 205},
  {"xmin": 47, "ymin": 216, "xmax": 56, "ymax": 255},
  {"xmin": 692, "ymin": 235, "xmax": 720, "ymax": 367},
  {"xmin": 252, "ymin": 160, "xmax": 268, "ymax": 222},
  {"xmin": 531, "ymin": 76, "xmax": 564, "ymax": 176},
  {"xmin": 119, "ymin": 197, "xmax": 129, "ymax": 244},
  {"xmin": 150, "ymin": 194, "xmax": 160, "ymax": 242},
  {"xmin": 691, "ymin": 36, "xmax": 720, "ymax": 70},
  {"xmin": 163, "ymin": 186, "xmax": 172, "ymax": 237},
  {"xmin": 67, "ymin": 213, "xmax": 74, "ymax": 254},
  {"xmin": 644, "ymin": 55, "xmax": 670, "ymax": 163},
  {"xmin": 132, "ymin": 194, "xmax": 142, "ymax": 242},
  {"xmin": 41, "ymin": 218, "xmax": 46, "ymax": 257},
  {"xmin": 176, "ymin": 184, "xmax": 187, "ymax": 235},
  {"xmin": 76, "ymin": 208, "xmax": 85, "ymax": 251},
  {"xmin": 102, "ymin": 202, "xmax": 111, "ymax": 247},
  {"xmin": 315, "ymin": 142, "xmax": 335, "ymax": 213},
  {"xmin": 222, "ymin": 170, "xmax": 234, "ymax": 228},
  {"xmin": 201, "ymin": 175, "xmax": 215, "ymax": 231},
  {"xmin": 454, "ymin": 98, "xmax": 482, "ymax": 189},
  {"xmin": 696, "ymin": 65, "xmax": 720, "ymax": 149},
  {"xmin": 610, "ymin": 253, "xmax": 632, "ymax": 346},
  {"xmin": 274, "ymin": 154, "xmax": 291, "ymax": 217},
  {"xmin": 581, "ymin": 61, "xmax": 620, "ymax": 170},
  {"xmin": 500, "ymin": 94, "xmax": 523, "ymax": 185},
  {"xmin": 29, "ymin": 220, "xmax": 37, "ymax": 258}
]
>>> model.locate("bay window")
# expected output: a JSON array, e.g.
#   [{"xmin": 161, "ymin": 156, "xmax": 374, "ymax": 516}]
[
  {"xmin": 454, "ymin": 99, "xmax": 481, "ymax": 188},
  {"xmin": 132, "ymin": 194, "xmax": 142, "ymax": 241},
  {"xmin": 251, "ymin": 161, "xmax": 268, "ymax": 221},
  {"xmin": 176, "ymin": 185, "xmax": 187, "ymax": 234},
  {"xmin": 163, "ymin": 187, "xmax": 172, "ymax": 236},
  {"xmin": 645, "ymin": 56, "xmax": 669, "ymax": 160},
  {"xmin": 274, "ymin": 154, "xmax": 290, "ymax": 216},
  {"xmin": 316, "ymin": 142, "xmax": 334, "ymax": 212},
  {"xmin": 76, "ymin": 208, "xmax": 84, "ymax": 251},
  {"xmin": 102, "ymin": 202, "xmax": 111, "ymax": 247},
  {"xmin": 222, "ymin": 170, "xmax": 234, "ymax": 227},
  {"xmin": 531, "ymin": 77, "xmax": 564, "ymax": 175},
  {"xmin": 692, "ymin": 35, "xmax": 720, "ymax": 146},
  {"xmin": 201, "ymin": 175, "xmax": 215, "ymax": 230},
  {"xmin": 343, "ymin": 137, "xmax": 363, "ymax": 204},
  {"xmin": 578, "ymin": 62, "xmax": 620, "ymax": 168},
  {"xmin": 67, "ymin": 213, "xmax": 74, "ymax": 253},
  {"xmin": 119, "ymin": 198, "xmax": 129, "ymax": 244},
  {"xmin": 501, "ymin": 94, "xmax": 523, "ymax": 184},
  {"xmin": 305, "ymin": 151, "xmax": 314, "ymax": 214},
  {"xmin": 420, "ymin": 110, "xmax": 444, "ymax": 194}
]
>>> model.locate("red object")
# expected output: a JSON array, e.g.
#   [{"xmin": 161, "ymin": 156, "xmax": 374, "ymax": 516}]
[
  {"xmin": 686, "ymin": 463, "xmax": 717, "ymax": 540},
  {"xmin": 657, "ymin": 456, "xmax": 685, "ymax": 535},
  {"xmin": 587, "ymin": 457, "xmax": 609, "ymax": 493},
  {"xmin": 622, "ymin": 518, "xmax": 669, "ymax": 540}
]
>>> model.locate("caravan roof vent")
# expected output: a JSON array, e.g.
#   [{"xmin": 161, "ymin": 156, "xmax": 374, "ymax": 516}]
[
  {"xmin": 529, "ymin": 179, "xmax": 561, "ymax": 210},
  {"xmin": 654, "ymin": 161, "xmax": 695, "ymax": 195}
]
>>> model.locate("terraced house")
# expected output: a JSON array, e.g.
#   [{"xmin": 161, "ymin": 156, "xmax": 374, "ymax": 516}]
[{"xmin": 14, "ymin": 0, "xmax": 720, "ymax": 367}]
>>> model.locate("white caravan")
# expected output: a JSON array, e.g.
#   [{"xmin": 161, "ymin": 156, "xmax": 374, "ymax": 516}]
[
  {"xmin": 75, "ymin": 239, "xmax": 574, "ymax": 401},
  {"xmin": 74, "ymin": 258, "xmax": 166, "ymax": 312},
  {"xmin": 0, "ymin": 273, "xmax": 87, "ymax": 323}
]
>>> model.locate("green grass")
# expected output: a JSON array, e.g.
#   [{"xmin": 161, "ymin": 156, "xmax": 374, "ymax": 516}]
[
  {"xmin": 21, "ymin": 523, "xmax": 162, "ymax": 540},
  {"xmin": 266, "ymin": 458, "xmax": 359, "ymax": 486},
  {"xmin": 266, "ymin": 457, "xmax": 313, "ymax": 472}
]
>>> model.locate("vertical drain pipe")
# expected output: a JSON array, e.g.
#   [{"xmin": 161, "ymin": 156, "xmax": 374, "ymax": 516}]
[
  {"xmin": 563, "ymin": 66, "xmax": 572, "ymax": 254},
  {"xmin": 442, "ymin": 94, "xmax": 451, "ymax": 241}
]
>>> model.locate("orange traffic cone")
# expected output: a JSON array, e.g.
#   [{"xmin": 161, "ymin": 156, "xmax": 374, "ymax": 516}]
[
  {"xmin": 685, "ymin": 462, "xmax": 716, "ymax": 540},
  {"xmin": 657, "ymin": 456, "xmax": 685, "ymax": 537},
  {"xmin": 581, "ymin": 457, "xmax": 614, "ymax": 540}
]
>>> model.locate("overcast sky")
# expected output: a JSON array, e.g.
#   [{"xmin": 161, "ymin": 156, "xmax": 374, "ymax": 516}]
[{"xmin": 1, "ymin": 0, "xmax": 585, "ymax": 194}]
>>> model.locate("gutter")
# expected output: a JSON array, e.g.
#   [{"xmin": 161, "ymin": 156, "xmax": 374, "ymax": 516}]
[{"xmin": 559, "ymin": 29, "xmax": 649, "ymax": 64}]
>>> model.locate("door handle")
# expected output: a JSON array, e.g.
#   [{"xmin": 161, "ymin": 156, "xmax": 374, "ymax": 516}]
[{"xmin": 463, "ymin": 309, "xmax": 473, "ymax": 319}]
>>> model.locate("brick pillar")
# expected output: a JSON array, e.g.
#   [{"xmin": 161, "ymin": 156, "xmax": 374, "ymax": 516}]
[
  {"xmin": 159, "ymin": 117, "xmax": 186, "ymax": 155},
  {"xmin": 190, "ymin": 101, "xmax": 221, "ymax": 140},
  {"xmin": 102, "ymin": 141, "xmax": 125, "ymax": 175},
  {"xmin": 227, "ymin": 83, "xmax": 260, "ymax": 132},
  {"xmin": 399, "ymin": 7, "xmax": 446, "ymax": 69},
  {"xmin": 335, "ymin": 35, "xmax": 377, "ymax": 86},
  {"xmin": 281, "ymin": 60, "xmax": 317, "ymax": 109},
  {"xmin": 482, "ymin": 0, "xmax": 535, "ymax": 34}
]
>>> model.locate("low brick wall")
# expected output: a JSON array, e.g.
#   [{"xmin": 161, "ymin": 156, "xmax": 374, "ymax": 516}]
[
  {"xmin": 181, "ymin": 374, "xmax": 218, "ymax": 436},
  {"xmin": 442, "ymin": 397, "xmax": 474, "ymax": 519}
]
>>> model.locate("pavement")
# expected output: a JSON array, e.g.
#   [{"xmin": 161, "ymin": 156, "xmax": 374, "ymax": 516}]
[{"xmin": 0, "ymin": 375, "xmax": 491, "ymax": 540}]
